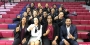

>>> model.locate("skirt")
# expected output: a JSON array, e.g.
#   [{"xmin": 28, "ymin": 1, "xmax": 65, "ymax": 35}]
[{"xmin": 28, "ymin": 36, "xmax": 42, "ymax": 45}]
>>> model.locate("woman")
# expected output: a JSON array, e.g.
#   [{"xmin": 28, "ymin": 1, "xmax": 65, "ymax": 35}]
[
  {"xmin": 13, "ymin": 12, "xmax": 28, "ymax": 23},
  {"xmin": 42, "ymin": 15, "xmax": 59, "ymax": 45},
  {"xmin": 38, "ymin": 8, "xmax": 43, "ymax": 17},
  {"xmin": 26, "ymin": 8, "xmax": 31, "ymax": 15},
  {"xmin": 28, "ymin": 10, "xmax": 38, "ymax": 25},
  {"xmin": 27, "ymin": 17, "xmax": 42, "ymax": 45},
  {"xmin": 13, "ymin": 17, "xmax": 29, "ymax": 45}
]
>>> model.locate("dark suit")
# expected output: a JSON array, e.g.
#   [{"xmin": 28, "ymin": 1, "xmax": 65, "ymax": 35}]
[
  {"xmin": 13, "ymin": 24, "xmax": 30, "ymax": 45},
  {"xmin": 59, "ymin": 24, "xmax": 78, "ymax": 45},
  {"xmin": 42, "ymin": 23, "xmax": 59, "ymax": 45}
]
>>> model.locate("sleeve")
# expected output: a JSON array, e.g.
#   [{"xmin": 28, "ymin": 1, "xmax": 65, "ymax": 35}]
[
  {"xmin": 36, "ymin": 25, "xmax": 42, "ymax": 40},
  {"xmin": 27, "ymin": 24, "xmax": 32, "ymax": 32},
  {"xmin": 73, "ymin": 26, "xmax": 78, "ymax": 41},
  {"xmin": 60, "ymin": 26, "xmax": 65, "ymax": 41},
  {"xmin": 13, "ymin": 27, "xmax": 20, "ymax": 38}
]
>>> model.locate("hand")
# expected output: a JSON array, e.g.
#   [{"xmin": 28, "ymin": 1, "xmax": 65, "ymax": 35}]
[
  {"xmin": 29, "ymin": 25, "xmax": 35, "ymax": 30},
  {"xmin": 16, "ymin": 27, "xmax": 20, "ymax": 32},
  {"xmin": 54, "ymin": 16, "xmax": 58, "ymax": 20},
  {"xmin": 29, "ymin": 16, "xmax": 33, "ymax": 20},
  {"xmin": 43, "ymin": 33, "xmax": 46, "ymax": 36},
  {"xmin": 68, "ymin": 34, "xmax": 74, "ymax": 40},
  {"xmin": 17, "ymin": 15, "xmax": 20, "ymax": 18},
  {"xmin": 64, "ymin": 39, "xmax": 70, "ymax": 45},
  {"xmin": 22, "ymin": 38, "xmax": 26, "ymax": 44},
  {"xmin": 52, "ymin": 40, "xmax": 57, "ymax": 45},
  {"xmin": 43, "ymin": 28, "xmax": 50, "ymax": 36}
]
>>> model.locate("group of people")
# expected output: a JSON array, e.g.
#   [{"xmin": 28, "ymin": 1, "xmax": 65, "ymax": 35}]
[{"xmin": 13, "ymin": 2, "xmax": 78, "ymax": 45}]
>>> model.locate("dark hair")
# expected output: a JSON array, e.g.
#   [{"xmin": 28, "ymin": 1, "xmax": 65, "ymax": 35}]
[
  {"xmin": 65, "ymin": 18, "xmax": 72, "ymax": 22},
  {"xmin": 34, "ymin": 17, "xmax": 41, "ymax": 30},
  {"xmin": 19, "ymin": 17, "xmax": 28, "ymax": 28},
  {"xmin": 30, "ymin": 2, "xmax": 35, "ymax": 6},
  {"xmin": 46, "ymin": 15, "xmax": 54, "ymax": 24}
]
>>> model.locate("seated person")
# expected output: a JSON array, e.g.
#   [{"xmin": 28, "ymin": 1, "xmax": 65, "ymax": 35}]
[
  {"xmin": 42, "ymin": 15, "xmax": 59, "ymax": 45},
  {"xmin": 13, "ymin": 12, "xmax": 29, "ymax": 23},
  {"xmin": 27, "ymin": 17, "xmax": 42, "ymax": 45},
  {"xmin": 59, "ymin": 18, "xmax": 78, "ymax": 45},
  {"xmin": 55, "ymin": 12, "xmax": 65, "ymax": 27},
  {"xmin": 13, "ymin": 17, "xmax": 29, "ymax": 45}
]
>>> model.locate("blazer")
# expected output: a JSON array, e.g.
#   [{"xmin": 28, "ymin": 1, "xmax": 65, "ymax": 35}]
[
  {"xmin": 14, "ymin": 23, "xmax": 30, "ymax": 41},
  {"xmin": 60, "ymin": 24, "xmax": 78, "ymax": 41},
  {"xmin": 42, "ymin": 23, "xmax": 59, "ymax": 41}
]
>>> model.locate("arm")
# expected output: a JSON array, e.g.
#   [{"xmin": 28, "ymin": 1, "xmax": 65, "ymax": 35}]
[
  {"xmin": 60, "ymin": 26, "xmax": 65, "ymax": 41},
  {"xmin": 73, "ymin": 26, "xmax": 78, "ymax": 40},
  {"xmin": 54, "ymin": 24, "xmax": 59, "ymax": 41},
  {"xmin": 36, "ymin": 25, "xmax": 42, "ymax": 40}
]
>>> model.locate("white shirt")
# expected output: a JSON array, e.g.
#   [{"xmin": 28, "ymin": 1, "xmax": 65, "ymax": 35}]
[
  {"xmin": 27, "ymin": 24, "xmax": 42, "ymax": 40},
  {"xmin": 66, "ymin": 25, "xmax": 70, "ymax": 39}
]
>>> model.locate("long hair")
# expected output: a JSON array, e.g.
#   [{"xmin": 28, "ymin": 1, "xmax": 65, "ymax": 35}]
[
  {"xmin": 19, "ymin": 17, "xmax": 28, "ymax": 28},
  {"xmin": 34, "ymin": 17, "xmax": 41, "ymax": 30},
  {"xmin": 46, "ymin": 15, "xmax": 54, "ymax": 24}
]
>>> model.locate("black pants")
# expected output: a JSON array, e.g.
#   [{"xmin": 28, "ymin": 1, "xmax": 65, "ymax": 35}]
[
  {"xmin": 59, "ymin": 39, "xmax": 78, "ymax": 45},
  {"xmin": 42, "ymin": 37, "xmax": 52, "ymax": 45},
  {"xmin": 13, "ymin": 38, "xmax": 28, "ymax": 45}
]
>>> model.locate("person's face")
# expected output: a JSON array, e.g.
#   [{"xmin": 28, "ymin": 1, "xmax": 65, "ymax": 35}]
[
  {"xmin": 27, "ymin": 8, "xmax": 30, "ymax": 12},
  {"xmin": 53, "ymin": 5, "xmax": 56, "ymax": 8},
  {"xmin": 23, "ymin": 12, "xmax": 28, "ymax": 17},
  {"xmin": 33, "ymin": 11, "xmax": 38, "ymax": 17},
  {"xmin": 47, "ymin": 16, "xmax": 52, "ymax": 24},
  {"xmin": 43, "ymin": 12, "xmax": 47, "ymax": 16},
  {"xmin": 34, "ymin": 18, "xmax": 39, "ymax": 25},
  {"xmin": 51, "ymin": 9, "xmax": 55, "ymax": 13},
  {"xmin": 38, "ymin": 3, "xmax": 41, "ymax": 7},
  {"xmin": 39, "ymin": 9, "xmax": 42, "ymax": 13},
  {"xmin": 45, "ymin": 3, "xmax": 48, "ymax": 7},
  {"xmin": 31, "ymin": 3, "xmax": 34, "ymax": 7},
  {"xmin": 65, "ymin": 19, "xmax": 71, "ymax": 26},
  {"xmin": 22, "ymin": 17, "xmax": 26, "ymax": 24},
  {"xmin": 59, "ymin": 7, "xmax": 63, "ymax": 11},
  {"xmin": 59, "ymin": 12, "xmax": 64, "ymax": 18}
]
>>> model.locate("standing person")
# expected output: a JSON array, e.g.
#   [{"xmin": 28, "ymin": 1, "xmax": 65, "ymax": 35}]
[
  {"xmin": 13, "ymin": 17, "xmax": 29, "ymax": 45},
  {"xmin": 42, "ymin": 15, "xmax": 59, "ymax": 45},
  {"xmin": 59, "ymin": 18, "xmax": 78, "ymax": 45},
  {"xmin": 27, "ymin": 17, "xmax": 42, "ymax": 45}
]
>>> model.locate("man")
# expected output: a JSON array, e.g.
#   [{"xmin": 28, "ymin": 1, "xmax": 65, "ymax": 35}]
[{"xmin": 59, "ymin": 18, "xmax": 78, "ymax": 45}]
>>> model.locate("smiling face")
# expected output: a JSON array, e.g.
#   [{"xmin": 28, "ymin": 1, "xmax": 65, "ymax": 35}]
[
  {"xmin": 45, "ymin": 3, "xmax": 49, "ymax": 8},
  {"xmin": 38, "ymin": 3, "xmax": 42, "ymax": 8},
  {"xmin": 34, "ymin": 18, "xmax": 39, "ymax": 25},
  {"xmin": 31, "ymin": 3, "xmax": 34, "ymax": 7},
  {"xmin": 23, "ymin": 12, "xmax": 28, "ymax": 17},
  {"xmin": 47, "ymin": 15, "xmax": 52, "ymax": 24},
  {"xmin": 65, "ymin": 18, "xmax": 72, "ymax": 26},
  {"xmin": 59, "ymin": 12, "xmax": 64, "ymax": 18},
  {"xmin": 43, "ymin": 11, "xmax": 47, "ymax": 17},
  {"xmin": 33, "ymin": 10, "xmax": 38, "ymax": 17},
  {"xmin": 21, "ymin": 17, "xmax": 26, "ymax": 24}
]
